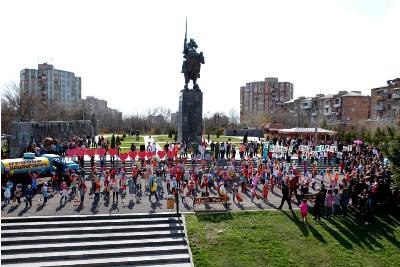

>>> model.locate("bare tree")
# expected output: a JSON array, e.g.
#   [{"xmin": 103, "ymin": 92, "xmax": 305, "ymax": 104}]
[
  {"xmin": 228, "ymin": 108, "xmax": 240, "ymax": 127},
  {"xmin": 1, "ymin": 82, "xmax": 40, "ymax": 122},
  {"xmin": 1, "ymin": 83, "xmax": 41, "ymax": 133}
]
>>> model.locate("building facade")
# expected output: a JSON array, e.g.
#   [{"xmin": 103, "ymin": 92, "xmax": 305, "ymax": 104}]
[
  {"xmin": 80, "ymin": 96, "xmax": 123, "ymax": 130},
  {"xmin": 84, "ymin": 96, "xmax": 108, "ymax": 115},
  {"xmin": 340, "ymin": 92, "xmax": 371, "ymax": 122},
  {"xmin": 240, "ymin": 77, "xmax": 293, "ymax": 126},
  {"xmin": 370, "ymin": 78, "xmax": 400, "ymax": 121},
  {"xmin": 276, "ymin": 91, "xmax": 371, "ymax": 129},
  {"xmin": 240, "ymin": 77, "xmax": 398, "ymax": 131},
  {"xmin": 20, "ymin": 63, "xmax": 81, "ymax": 107}
]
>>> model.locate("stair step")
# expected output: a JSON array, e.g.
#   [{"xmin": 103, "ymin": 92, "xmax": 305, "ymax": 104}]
[
  {"xmin": 1, "ymin": 217, "xmax": 182, "ymax": 230},
  {"xmin": 2, "ymin": 230, "xmax": 186, "ymax": 246},
  {"xmin": 2, "ymin": 212, "xmax": 180, "ymax": 223},
  {"xmin": 2, "ymin": 223, "xmax": 184, "ymax": 237},
  {"xmin": 2, "ymin": 245, "xmax": 189, "ymax": 264},
  {"xmin": 1, "ymin": 254, "xmax": 191, "ymax": 267},
  {"xmin": 2, "ymin": 237, "xmax": 187, "ymax": 254}
]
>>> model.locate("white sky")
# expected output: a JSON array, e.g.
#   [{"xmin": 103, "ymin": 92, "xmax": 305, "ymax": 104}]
[{"xmin": 1, "ymin": 0, "xmax": 399, "ymax": 117}]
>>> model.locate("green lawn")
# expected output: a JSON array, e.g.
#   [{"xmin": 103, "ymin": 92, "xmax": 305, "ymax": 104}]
[
  {"xmin": 202, "ymin": 135, "xmax": 243, "ymax": 143},
  {"xmin": 152, "ymin": 135, "xmax": 175, "ymax": 143},
  {"xmin": 99, "ymin": 134, "xmax": 144, "ymax": 144},
  {"xmin": 186, "ymin": 210, "xmax": 400, "ymax": 267},
  {"xmin": 120, "ymin": 135, "xmax": 144, "ymax": 145}
]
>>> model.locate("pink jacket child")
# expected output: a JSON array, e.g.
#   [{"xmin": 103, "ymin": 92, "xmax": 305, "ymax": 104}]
[
  {"xmin": 300, "ymin": 200, "xmax": 308, "ymax": 216},
  {"xmin": 299, "ymin": 199, "xmax": 308, "ymax": 222}
]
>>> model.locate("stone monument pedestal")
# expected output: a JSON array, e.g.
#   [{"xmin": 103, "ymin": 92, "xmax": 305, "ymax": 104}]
[{"xmin": 177, "ymin": 88, "xmax": 203, "ymax": 144}]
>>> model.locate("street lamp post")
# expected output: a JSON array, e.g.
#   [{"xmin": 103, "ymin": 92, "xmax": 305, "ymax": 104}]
[{"xmin": 313, "ymin": 106, "xmax": 319, "ymax": 144}]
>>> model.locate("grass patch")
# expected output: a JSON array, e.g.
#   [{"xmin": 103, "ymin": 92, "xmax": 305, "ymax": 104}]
[
  {"xmin": 186, "ymin": 210, "xmax": 400, "ymax": 267},
  {"xmin": 119, "ymin": 136, "xmax": 144, "ymax": 144},
  {"xmin": 152, "ymin": 135, "xmax": 175, "ymax": 143},
  {"xmin": 99, "ymin": 134, "xmax": 145, "ymax": 144},
  {"xmin": 202, "ymin": 135, "xmax": 243, "ymax": 143}
]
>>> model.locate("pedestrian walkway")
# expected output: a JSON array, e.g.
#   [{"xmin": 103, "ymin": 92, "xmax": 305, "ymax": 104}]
[{"xmin": 1, "ymin": 213, "xmax": 192, "ymax": 267}]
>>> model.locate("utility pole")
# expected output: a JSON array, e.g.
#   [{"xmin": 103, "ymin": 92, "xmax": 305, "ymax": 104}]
[{"xmin": 314, "ymin": 106, "xmax": 319, "ymax": 143}]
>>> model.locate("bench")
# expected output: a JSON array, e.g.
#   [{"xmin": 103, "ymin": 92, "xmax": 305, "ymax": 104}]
[{"xmin": 193, "ymin": 196, "xmax": 229, "ymax": 210}]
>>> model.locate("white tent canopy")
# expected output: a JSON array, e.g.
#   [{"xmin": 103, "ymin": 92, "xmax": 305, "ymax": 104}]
[{"xmin": 278, "ymin": 127, "xmax": 337, "ymax": 135}]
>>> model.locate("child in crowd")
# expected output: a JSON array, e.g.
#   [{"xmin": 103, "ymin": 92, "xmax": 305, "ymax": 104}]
[
  {"xmin": 24, "ymin": 184, "xmax": 33, "ymax": 208},
  {"xmin": 78, "ymin": 179, "xmax": 87, "ymax": 203},
  {"xmin": 332, "ymin": 189, "xmax": 341, "ymax": 217},
  {"xmin": 324, "ymin": 189, "xmax": 333, "ymax": 219},
  {"xmin": 300, "ymin": 199, "xmax": 308, "ymax": 223},
  {"xmin": 232, "ymin": 182, "xmax": 239, "ymax": 202},
  {"xmin": 127, "ymin": 176, "xmax": 135, "ymax": 202},
  {"xmin": 60, "ymin": 181, "xmax": 68, "ymax": 205},
  {"xmin": 3, "ymin": 185, "xmax": 11, "ymax": 205},
  {"xmin": 15, "ymin": 184, "xmax": 23, "ymax": 204},
  {"xmin": 262, "ymin": 182, "xmax": 269, "ymax": 203},
  {"xmin": 156, "ymin": 175, "xmax": 164, "ymax": 199},
  {"xmin": 166, "ymin": 171, "xmax": 171, "ymax": 193},
  {"xmin": 41, "ymin": 182, "xmax": 49, "ymax": 204}
]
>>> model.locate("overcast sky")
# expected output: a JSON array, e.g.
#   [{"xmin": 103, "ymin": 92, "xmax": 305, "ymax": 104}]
[{"xmin": 1, "ymin": 0, "xmax": 399, "ymax": 117}]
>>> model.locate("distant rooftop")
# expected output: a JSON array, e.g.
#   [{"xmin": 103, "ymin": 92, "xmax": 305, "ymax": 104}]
[
  {"xmin": 320, "ymin": 94, "xmax": 334, "ymax": 99},
  {"xmin": 342, "ymin": 91, "xmax": 368, "ymax": 97}
]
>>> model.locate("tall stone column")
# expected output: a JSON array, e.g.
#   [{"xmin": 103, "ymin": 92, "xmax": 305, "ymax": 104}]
[{"xmin": 177, "ymin": 88, "xmax": 203, "ymax": 144}]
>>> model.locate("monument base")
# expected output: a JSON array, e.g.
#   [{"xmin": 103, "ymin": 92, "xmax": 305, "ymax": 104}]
[{"xmin": 177, "ymin": 88, "xmax": 203, "ymax": 145}]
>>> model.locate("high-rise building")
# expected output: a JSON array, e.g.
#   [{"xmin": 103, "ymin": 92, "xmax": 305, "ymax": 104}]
[
  {"xmin": 84, "ymin": 96, "xmax": 108, "ymax": 114},
  {"xmin": 20, "ymin": 63, "xmax": 81, "ymax": 107},
  {"xmin": 240, "ymin": 77, "xmax": 293, "ymax": 125}
]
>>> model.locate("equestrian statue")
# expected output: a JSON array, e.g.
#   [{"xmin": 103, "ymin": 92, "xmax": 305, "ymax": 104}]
[{"xmin": 181, "ymin": 19, "xmax": 205, "ymax": 90}]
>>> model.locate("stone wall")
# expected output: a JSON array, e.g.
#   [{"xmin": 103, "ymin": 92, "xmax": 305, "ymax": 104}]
[
  {"xmin": 10, "ymin": 119, "xmax": 98, "ymax": 158},
  {"xmin": 224, "ymin": 128, "xmax": 264, "ymax": 138}
]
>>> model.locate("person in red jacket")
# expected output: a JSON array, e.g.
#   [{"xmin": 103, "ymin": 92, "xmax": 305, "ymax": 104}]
[{"xmin": 175, "ymin": 167, "xmax": 182, "ymax": 188}]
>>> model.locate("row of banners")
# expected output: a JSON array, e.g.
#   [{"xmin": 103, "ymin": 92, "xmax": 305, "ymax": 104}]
[{"xmin": 263, "ymin": 144, "xmax": 352, "ymax": 154}]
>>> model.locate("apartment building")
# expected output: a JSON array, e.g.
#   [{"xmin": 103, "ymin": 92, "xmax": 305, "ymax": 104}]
[
  {"xmin": 240, "ymin": 77, "xmax": 293, "ymax": 125},
  {"xmin": 20, "ymin": 63, "xmax": 81, "ymax": 107},
  {"xmin": 370, "ymin": 78, "xmax": 400, "ymax": 121}
]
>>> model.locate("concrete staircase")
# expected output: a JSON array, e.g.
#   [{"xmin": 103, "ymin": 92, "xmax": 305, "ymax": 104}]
[
  {"xmin": 1, "ymin": 213, "xmax": 192, "ymax": 267},
  {"xmin": 83, "ymin": 158, "xmax": 338, "ymax": 176}
]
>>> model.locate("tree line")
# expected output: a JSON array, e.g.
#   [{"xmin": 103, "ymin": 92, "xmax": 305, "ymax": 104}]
[{"xmin": 1, "ymin": 83, "xmax": 241, "ymax": 136}]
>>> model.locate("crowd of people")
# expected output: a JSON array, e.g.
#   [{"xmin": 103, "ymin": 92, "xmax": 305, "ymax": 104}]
[
  {"xmin": 23, "ymin": 135, "xmax": 101, "ymax": 157},
  {"xmin": 3, "ymin": 136, "xmax": 399, "ymax": 226}
]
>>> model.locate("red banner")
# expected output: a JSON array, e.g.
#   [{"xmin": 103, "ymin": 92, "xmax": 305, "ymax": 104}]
[
  {"xmin": 128, "ymin": 151, "xmax": 137, "ymax": 160},
  {"xmin": 108, "ymin": 148, "xmax": 118, "ymax": 157},
  {"xmin": 157, "ymin": 150, "xmax": 166, "ymax": 158}
]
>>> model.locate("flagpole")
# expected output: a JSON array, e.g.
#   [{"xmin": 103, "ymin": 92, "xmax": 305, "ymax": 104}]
[{"xmin": 183, "ymin": 17, "xmax": 187, "ymax": 54}]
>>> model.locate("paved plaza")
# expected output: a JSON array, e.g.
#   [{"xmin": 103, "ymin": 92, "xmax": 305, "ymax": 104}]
[{"xmin": 1, "ymin": 170, "xmax": 340, "ymax": 218}]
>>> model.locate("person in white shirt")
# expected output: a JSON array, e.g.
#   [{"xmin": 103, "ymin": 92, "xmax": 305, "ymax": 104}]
[{"xmin": 199, "ymin": 145, "xmax": 205, "ymax": 160}]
